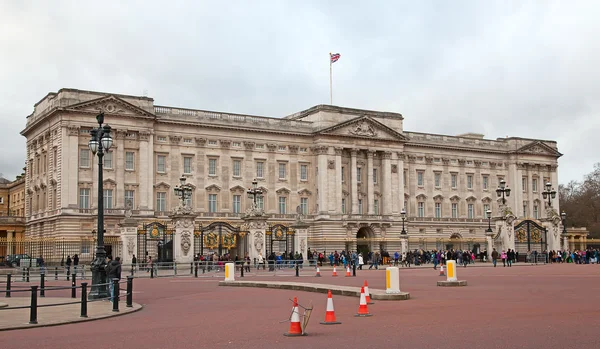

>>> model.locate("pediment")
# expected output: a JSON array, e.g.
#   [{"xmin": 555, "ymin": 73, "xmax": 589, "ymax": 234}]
[
  {"xmin": 481, "ymin": 196, "xmax": 492, "ymax": 203},
  {"xmin": 298, "ymin": 188, "xmax": 312, "ymax": 196},
  {"xmin": 433, "ymin": 194, "xmax": 444, "ymax": 201},
  {"xmin": 205, "ymin": 184, "xmax": 221, "ymax": 192},
  {"xmin": 103, "ymin": 179, "xmax": 117, "ymax": 186},
  {"xmin": 514, "ymin": 141, "xmax": 562, "ymax": 157},
  {"xmin": 449, "ymin": 195, "xmax": 461, "ymax": 202},
  {"xmin": 67, "ymin": 95, "xmax": 155, "ymax": 119},
  {"xmin": 466, "ymin": 195, "xmax": 477, "ymax": 202},
  {"xmin": 276, "ymin": 187, "xmax": 291, "ymax": 195},
  {"xmin": 317, "ymin": 116, "xmax": 408, "ymax": 141},
  {"xmin": 230, "ymin": 185, "xmax": 245, "ymax": 193},
  {"xmin": 415, "ymin": 193, "xmax": 427, "ymax": 200},
  {"xmin": 154, "ymin": 181, "xmax": 170, "ymax": 189}
]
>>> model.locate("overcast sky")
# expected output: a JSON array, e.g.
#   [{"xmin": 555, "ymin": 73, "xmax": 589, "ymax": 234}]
[{"xmin": 1, "ymin": 1, "xmax": 598, "ymax": 185}]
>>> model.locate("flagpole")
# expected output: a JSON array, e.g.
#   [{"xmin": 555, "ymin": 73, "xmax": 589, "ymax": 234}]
[{"xmin": 329, "ymin": 53, "xmax": 333, "ymax": 105}]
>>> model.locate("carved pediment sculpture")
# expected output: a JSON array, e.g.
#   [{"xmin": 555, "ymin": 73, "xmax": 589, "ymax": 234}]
[{"xmin": 349, "ymin": 120, "xmax": 377, "ymax": 137}]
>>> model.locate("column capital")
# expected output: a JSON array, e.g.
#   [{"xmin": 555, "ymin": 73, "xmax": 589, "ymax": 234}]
[
  {"xmin": 334, "ymin": 147, "xmax": 343, "ymax": 156},
  {"xmin": 367, "ymin": 150, "xmax": 375, "ymax": 158},
  {"xmin": 382, "ymin": 151, "xmax": 392, "ymax": 160},
  {"xmin": 311, "ymin": 145, "xmax": 329, "ymax": 155}
]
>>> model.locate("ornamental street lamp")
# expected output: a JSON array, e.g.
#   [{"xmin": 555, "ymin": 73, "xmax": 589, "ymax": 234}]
[
  {"xmin": 486, "ymin": 209, "xmax": 493, "ymax": 233},
  {"xmin": 246, "ymin": 179, "xmax": 263, "ymax": 207},
  {"xmin": 174, "ymin": 175, "xmax": 193, "ymax": 207},
  {"xmin": 87, "ymin": 112, "xmax": 113, "ymax": 300},
  {"xmin": 561, "ymin": 211, "xmax": 567, "ymax": 235},
  {"xmin": 542, "ymin": 182, "xmax": 557, "ymax": 208},
  {"xmin": 495, "ymin": 179, "xmax": 511, "ymax": 205},
  {"xmin": 400, "ymin": 208, "xmax": 407, "ymax": 235}
]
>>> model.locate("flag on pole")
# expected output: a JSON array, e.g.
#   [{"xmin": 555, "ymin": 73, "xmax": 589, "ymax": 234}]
[{"xmin": 330, "ymin": 53, "xmax": 341, "ymax": 63}]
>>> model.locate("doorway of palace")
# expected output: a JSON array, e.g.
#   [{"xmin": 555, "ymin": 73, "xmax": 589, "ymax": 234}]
[
  {"xmin": 447, "ymin": 233, "xmax": 463, "ymax": 251},
  {"xmin": 356, "ymin": 227, "xmax": 372, "ymax": 259},
  {"xmin": 138, "ymin": 221, "xmax": 174, "ymax": 263},
  {"xmin": 514, "ymin": 220, "xmax": 547, "ymax": 262}
]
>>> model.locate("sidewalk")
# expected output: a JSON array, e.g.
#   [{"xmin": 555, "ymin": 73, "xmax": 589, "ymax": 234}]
[
  {"xmin": 311, "ymin": 262, "xmax": 546, "ymax": 270},
  {"xmin": 0, "ymin": 297, "xmax": 142, "ymax": 331}
]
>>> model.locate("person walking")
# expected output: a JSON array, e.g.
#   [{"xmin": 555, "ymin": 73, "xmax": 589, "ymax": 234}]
[
  {"xmin": 491, "ymin": 248, "xmax": 499, "ymax": 267},
  {"xmin": 65, "ymin": 255, "xmax": 72, "ymax": 277},
  {"xmin": 501, "ymin": 250, "xmax": 507, "ymax": 267},
  {"xmin": 105, "ymin": 257, "xmax": 122, "ymax": 303}
]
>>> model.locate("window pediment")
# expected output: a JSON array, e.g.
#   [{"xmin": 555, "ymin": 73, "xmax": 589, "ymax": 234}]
[
  {"xmin": 465, "ymin": 195, "xmax": 477, "ymax": 202},
  {"xmin": 298, "ymin": 188, "xmax": 312, "ymax": 196},
  {"xmin": 205, "ymin": 184, "xmax": 221, "ymax": 192},
  {"xmin": 230, "ymin": 185, "xmax": 245, "ymax": 193},
  {"xmin": 276, "ymin": 187, "xmax": 291, "ymax": 195},
  {"xmin": 449, "ymin": 195, "xmax": 461, "ymax": 203},
  {"xmin": 433, "ymin": 194, "xmax": 444, "ymax": 202},
  {"xmin": 154, "ymin": 181, "xmax": 170, "ymax": 190}
]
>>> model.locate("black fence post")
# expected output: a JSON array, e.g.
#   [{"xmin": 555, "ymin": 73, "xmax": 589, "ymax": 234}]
[
  {"xmin": 240, "ymin": 262, "xmax": 244, "ymax": 277},
  {"xmin": 112, "ymin": 278, "xmax": 120, "ymax": 312},
  {"xmin": 80, "ymin": 282, "xmax": 88, "ymax": 318},
  {"xmin": 131, "ymin": 265, "xmax": 134, "ymax": 276},
  {"xmin": 126, "ymin": 276, "xmax": 133, "ymax": 308},
  {"xmin": 71, "ymin": 274, "xmax": 76, "ymax": 298},
  {"xmin": 29, "ymin": 285, "xmax": 38, "ymax": 324},
  {"xmin": 150, "ymin": 266, "xmax": 154, "ymax": 279},
  {"xmin": 174, "ymin": 262, "xmax": 177, "ymax": 276},
  {"xmin": 67, "ymin": 270, "xmax": 70, "ymax": 281},
  {"xmin": 22, "ymin": 267, "xmax": 25, "ymax": 282},
  {"xmin": 40, "ymin": 272, "xmax": 45, "ymax": 298},
  {"xmin": 352, "ymin": 262, "xmax": 356, "ymax": 277},
  {"xmin": 295, "ymin": 263, "xmax": 299, "ymax": 277},
  {"xmin": 6, "ymin": 274, "xmax": 11, "ymax": 298},
  {"xmin": 194, "ymin": 262, "xmax": 198, "ymax": 278},
  {"xmin": 26, "ymin": 267, "xmax": 30, "ymax": 283},
  {"xmin": 190, "ymin": 262, "xmax": 193, "ymax": 275}
]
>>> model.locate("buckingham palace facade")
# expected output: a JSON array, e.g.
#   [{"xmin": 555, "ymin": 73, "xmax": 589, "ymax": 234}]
[{"xmin": 20, "ymin": 88, "xmax": 562, "ymax": 260}]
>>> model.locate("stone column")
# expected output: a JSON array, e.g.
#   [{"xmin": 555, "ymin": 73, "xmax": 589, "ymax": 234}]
[
  {"xmin": 292, "ymin": 220, "xmax": 310, "ymax": 262},
  {"xmin": 527, "ymin": 166, "xmax": 533, "ymax": 217},
  {"xmin": 316, "ymin": 146, "xmax": 329, "ymax": 215},
  {"xmin": 334, "ymin": 147, "xmax": 343, "ymax": 214},
  {"xmin": 397, "ymin": 153, "xmax": 405, "ymax": 212},
  {"xmin": 400, "ymin": 235, "xmax": 408, "ymax": 254},
  {"xmin": 561, "ymin": 234, "xmax": 568, "ymax": 251},
  {"xmin": 170, "ymin": 211, "xmax": 197, "ymax": 264},
  {"xmin": 367, "ymin": 150, "xmax": 375, "ymax": 215},
  {"xmin": 115, "ymin": 131, "xmax": 125, "ymax": 208},
  {"xmin": 244, "ymin": 216, "xmax": 268, "ymax": 261},
  {"xmin": 486, "ymin": 232, "xmax": 494, "ymax": 261},
  {"xmin": 382, "ymin": 151, "xmax": 392, "ymax": 215},
  {"xmin": 139, "ymin": 131, "xmax": 153, "ymax": 210},
  {"xmin": 550, "ymin": 165, "xmax": 559, "ymax": 211},
  {"xmin": 350, "ymin": 149, "xmax": 358, "ymax": 214},
  {"xmin": 119, "ymin": 216, "xmax": 138, "ymax": 265},
  {"xmin": 65, "ymin": 126, "xmax": 80, "ymax": 207}
]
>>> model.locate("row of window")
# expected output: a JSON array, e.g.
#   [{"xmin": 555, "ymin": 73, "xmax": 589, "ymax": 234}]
[
  {"xmin": 413, "ymin": 202, "xmax": 491, "ymax": 219},
  {"xmin": 522, "ymin": 177, "xmax": 551, "ymax": 193},
  {"xmin": 413, "ymin": 171, "xmax": 498, "ymax": 190},
  {"xmin": 79, "ymin": 149, "xmax": 135, "ymax": 170}
]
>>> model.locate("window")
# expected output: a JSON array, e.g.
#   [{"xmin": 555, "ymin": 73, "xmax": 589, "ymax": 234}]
[
  {"xmin": 233, "ymin": 160, "xmax": 241, "ymax": 177},
  {"xmin": 233, "ymin": 142, "xmax": 241, "ymax": 147},
  {"xmin": 373, "ymin": 169, "xmax": 378, "ymax": 184},
  {"xmin": 256, "ymin": 196, "xmax": 264, "ymax": 210},
  {"xmin": 483, "ymin": 176, "xmax": 489, "ymax": 190},
  {"xmin": 183, "ymin": 157, "xmax": 192, "ymax": 174},
  {"xmin": 532, "ymin": 178, "xmax": 538, "ymax": 192},
  {"xmin": 417, "ymin": 171, "xmax": 424, "ymax": 186},
  {"xmin": 300, "ymin": 198, "xmax": 308, "ymax": 215},
  {"xmin": 468, "ymin": 204, "xmax": 474, "ymax": 219},
  {"xmin": 533, "ymin": 204, "xmax": 539, "ymax": 219},
  {"xmin": 300, "ymin": 164, "xmax": 308, "ymax": 181},
  {"xmin": 418, "ymin": 202, "xmax": 425, "ymax": 217},
  {"xmin": 208, "ymin": 140, "xmax": 217, "ymax": 145},
  {"xmin": 278, "ymin": 146, "xmax": 286, "ymax": 151},
  {"xmin": 53, "ymin": 148, "xmax": 57, "ymax": 168},
  {"xmin": 434, "ymin": 173, "xmax": 441, "ymax": 188},
  {"xmin": 451, "ymin": 203, "xmax": 458, "ymax": 218},
  {"xmin": 233, "ymin": 195, "xmax": 241, "ymax": 213},
  {"xmin": 451, "ymin": 174, "xmax": 457, "ymax": 188},
  {"xmin": 357, "ymin": 168, "xmax": 362, "ymax": 182},
  {"xmin": 125, "ymin": 152, "xmax": 135, "ymax": 170},
  {"xmin": 358, "ymin": 199, "xmax": 363, "ymax": 214},
  {"xmin": 209, "ymin": 159, "xmax": 217, "ymax": 176},
  {"xmin": 341, "ymin": 167, "xmax": 345, "ymax": 182},
  {"xmin": 255, "ymin": 144, "xmax": 264, "ymax": 149},
  {"xmin": 467, "ymin": 175, "xmax": 473, "ymax": 189},
  {"xmin": 483, "ymin": 204, "xmax": 490, "ymax": 215},
  {"xmin": 79, "ymin": 188, "xmax": 90, "ymax": 209},
  {"xmin": 125, "ymin": 190, "xmax": 134, "ymax": 208},
  {"xmin": 256, "ymin": 161, "xmax": 264, "ymax": 178},
  {"xmin": 278, "ymin": 163, "xmax": 286, "ymax": 179},
  {"xmin": 435, "ymin": 203, "xmax": 442, "ymax": 218},
  {"xmin": 103, "ymin": 189, "xmax": 113, "ymax": 209},
  {"xmin": 79, "ymin": 149, "xmax": 90, "ymax": 168},
  {"xmin": 157, "ymin": 155, "xmax": 166, "ymax": 173},
  {"xmin": 341, "ymin": 198, "xmax": 346, "ymax": 214},
  {"xmin": 522, "ymin": 177, "xmax": 527, "ymax": 192},
  {"xmin": 374, "ymin": 199, "xmax": 379, "ymax": 215},
  {"xmin": 278, "ymin": 197, "xmax": 286, "ymax": 214},
  {"xmin": 523, "ymin": 201, "xmax": 528, "ymax": 217},
  {"xmin": 156, "ymin": 192, "xmax": 166, "ymax": 211},
  {"xmin": 208, "ymin": 194, "xmax": 217, "ymax": 212},
  {"xmin": 103, "ymin": 151, "xmax": 113, "ymax": 169}
]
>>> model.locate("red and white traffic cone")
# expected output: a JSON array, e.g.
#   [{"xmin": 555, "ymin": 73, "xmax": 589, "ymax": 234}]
[
  {"xmin": 439, "ymin": 265, "xmax": 445, "ymax": 276},
  {"xmin": 284, "ymin": 297, "xmax": 305, "ymax": 336},
  {"xmin": 345, "ymin": 266, "xmax": 351, "ymax": 277},
  {"xmin": 315, "ymin": 267, "xmax": 321, "ymax": 277},
  {"xmin": 364, "ymin": 280, "xmax": 374, "ymax": 304},
  {"xmin": 332, "ymin": 266, "xmax": 338, "ymax": 277},
  {"xmin": 355, "ymin": 287, "xmax": 373, "ymax": 317},
  {"xmin": 320, "ymin": 290, "xmax": 341, "ymax": 325}
]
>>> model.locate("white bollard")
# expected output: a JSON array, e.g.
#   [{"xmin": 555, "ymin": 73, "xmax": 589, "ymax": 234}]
[
  {"xmin": 224, "ymin": 262, "xmax": 235, "ymax": 281},
  {"xmin": 446, "ymin": 260, "xmax": 457, "ymax": 282},
  {"xmin": 385, "ymin": 267, "xmax": 401, "ymax": 294}
]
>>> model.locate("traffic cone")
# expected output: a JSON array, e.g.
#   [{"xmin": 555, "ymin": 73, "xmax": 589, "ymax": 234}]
[
  {"xmin": 354, "ymin": 287, "xmax": 372, "ymax": 317},
  {"xmin": 345, "ymin": 266, "xmax": 351, "ymax": 277},
  {"xmin": 315, "ymin": 267, "xmax": 321, "ymax": 277},
  {"xmin": 284, "ymin": 297, "xmax": 305, "ymax": 336},
  {"xmin": 320, "ymin": 290, "xmax": 341, "ymax": 325},
  {"xmin": 332, "ymin": 266, "xmax": 338, "ymax": 277},
  {"xmin": 439, "ymin": 265, "xmax": 445, "ymax": 276},
  {"xmin": 364, "ymin": 280, "xmax": 374, "ymax": 304}
]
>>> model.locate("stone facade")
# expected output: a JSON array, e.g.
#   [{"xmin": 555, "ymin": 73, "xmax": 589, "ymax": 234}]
[{"xmin": 20, "ymin": 88, "xmax": 563, "ymax": 260}]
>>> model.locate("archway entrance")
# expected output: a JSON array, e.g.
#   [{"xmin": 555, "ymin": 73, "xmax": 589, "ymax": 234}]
[
  {"xmin": 447, "ymin": 233, "xmax": 463, "ymax": 251},
  {"xmin": 356, "ymin": 227, "xmax": 372, "ymax": 259}
]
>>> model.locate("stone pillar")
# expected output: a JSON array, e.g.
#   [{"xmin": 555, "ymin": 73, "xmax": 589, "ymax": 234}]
[
  {"xmin": 139, "ymin": 131, "xmax": 153, "ymax": 210},
  {"xmin": 561, "ymin": 234, "xmax": 568, "ymax": 251},
  {"xmin": 334, "ymin": 147, "xmax": 343, "ymax": 214},
  {"xmin": 486, "ymin": 233, "xmax": 494, "ymax": 261},
  {"xmin": 317, "ymin": 146, "xmax": 329, "ymax": 215},
  {"xmin": 350, "ymin": 149, "xmax": 358, "ymax": 214},
  {"xmin": 550, "ymin": 165, "xmax": 559, "ymax": 211},
  {"xmin": 170, "ymin": 211, "xmax": 197, "ymax": 264},
  {"xmin": 244, "ymin": 216, "xmax": 268, "ymax": 261},
  {"xmin": 115, "ymin": 130, "xmax": 125, "ymax": 208},
  {"xmin": 367, "ymin": 150, "xmax": 375, "ymax": 215},
  {"xmin": 527, "ymin": 166, "xmax": 533, "ymax": 217},
  {"xmin": 292, "ymin": 220, "xmax": 310, "ymax": 262},
  {"xmin": 382, "ymin": 151, "xmax": 392, "ymax": 215},
  {"xmin": 119, "ymin": 216, "xmax": 138, "ymax": 265},
  {"xmin": 569, "ymin": 235, "xmax": 574, "ymax": 251},
  {"xmin": 400, "ymin": 236, "xmax": 408, "ymax": 254},
  {"xmin": 397, "ymin": 153, "xmax": 405, "ymax": 213}
]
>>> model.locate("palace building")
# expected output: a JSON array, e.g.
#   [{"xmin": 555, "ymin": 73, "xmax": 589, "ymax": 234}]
[{"xmin": 20, "ymin": 88, "xmax": 563, "ymax": 263}]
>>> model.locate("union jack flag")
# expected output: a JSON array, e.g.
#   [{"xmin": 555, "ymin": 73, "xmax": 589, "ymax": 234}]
[{"xmin": 330, "ymin": 53, "xmax": 341, "ymax": 63}]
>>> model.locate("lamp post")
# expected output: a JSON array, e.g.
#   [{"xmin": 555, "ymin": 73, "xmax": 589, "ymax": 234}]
[
  {"xmin": 486, "ymin": 209, "xmax": 493, "ymax": 233},
  {"xmin": 173, "ymin": 175, "xmax": 193, "ymax": 207},
  {"xmin": 400, "ymin": 208, "xmax": 407, "ymax": 235},
  {"xmin": 561, "ymin": 211, "xmax": 568, "ymax": 250},
  {"xmin": 542, "ymin": 182, "xmax": 557, "ymax": 208},
  {"xmin": 87, "ymin": 112, "xmax": 113, "ymax": 299},
  {"xmin": 495, "ymin": 179, "xmax": 511, "ymax": 205},
  {"xmin": 246, "ymin": 179, "xmax": 263, "ymax": 208}
]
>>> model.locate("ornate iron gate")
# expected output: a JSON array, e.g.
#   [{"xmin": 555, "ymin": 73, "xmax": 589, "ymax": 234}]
[
  {"xmin": 514, "ymin": 220, "xmax": 547, "ymax": 259},
  {"xmin": 137, "ymin": 221, "xmax": 174, "ymax": 263},
  {"xmin": 266, "ymin": 224, "xmax": 295, "ymax": 257},
  {"xmin": 195, "ymin": 221, "xmax": 242, "ymax": 257}
]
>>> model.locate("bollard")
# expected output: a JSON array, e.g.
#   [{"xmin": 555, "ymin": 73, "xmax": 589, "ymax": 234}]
[
  {"xmin": 80, "ymin": 282, "xmax": 88, "ymax": 318},
  {"xmin": 353, "ymin": 262, "xmax": 356, "ymax": 277},
  {"xmin": 240, "ymin": 262, "xmax": 244, "ymax": 277},
  {"xmin": 295, "ymin": 263, "xmax": 299, "ymax": 277},
  {"xmin": 40, "ymin": 272, "xmax": 45, "ymax": 297},
  {"xmin": 26, "ymin": 267, "xmax": 30, "ymax": 283},
  {"xmin": 6, "ymin": 274, "xmax": 12, "ymax": 298},
  {"xmin": 126, "ymin": 276, "xmax": 133, "ymax": 308},
  {"xmin": 22, "ymin": 267, "xmax": 26, "ymax": 282},
  {"xmin": 71, "ymin": 274, "xmax": 76, "ymax": 298},
  {"xmin": 131, "ymin": 266, "xmax": 134, "ymax": 276},
  {"xmin": 190, "ymin": 262, "xmax": 193, "ymax": 275},
  {"xmin": 67, "ymin": 269, "xmax": 70, "ymax": 281},
  {"xmin": 174, "ymin": 262, "xmax": 177, "ymax": 276},
  {"xmin": 55, "ymin": 267, "xmax": 58, "ymax": 280},
  {"xmin": 150, "ymin": 266, "xmax": 154, "ymax": 279},
  {"xmin": 112, "ymin": 278, "xmax": 120, "ymax": 312},
  {"xmin": 29, "ymin": 285, "xmax": 38, "ymax": 324},
  {"xmin": 194, "ymin": 263, "xmax": 198, "ymax": 278}
]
